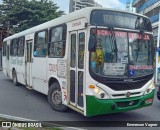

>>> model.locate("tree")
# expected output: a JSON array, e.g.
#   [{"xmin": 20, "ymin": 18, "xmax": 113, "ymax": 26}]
[{"xmin": 0, "ymin": 0, "xmax": 64, "ymax": 33}]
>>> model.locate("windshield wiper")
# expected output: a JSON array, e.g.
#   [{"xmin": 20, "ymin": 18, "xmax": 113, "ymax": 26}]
[
  {"xmin": 136, "ymin": 30, "xmax": 144, "ymax": 62},
  {"xmin": 108, "ymin": 27, "xmax": 118, "ymax": 62},
  {"xmin": 136, "ymin": 39, "xmax": 139, "ymax": 62}
]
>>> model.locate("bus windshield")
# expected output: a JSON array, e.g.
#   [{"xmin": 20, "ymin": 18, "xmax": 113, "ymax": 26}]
[{"xmin": 89, "ymin": 29, "xmax": 154, "ymax": 78}]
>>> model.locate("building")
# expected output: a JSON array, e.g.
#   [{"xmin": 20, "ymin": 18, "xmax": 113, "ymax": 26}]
[
  {"xmin": 126, "ymin": 0, "xmax": 136, "ymax": 12},
  {"xmin": 69, "ymin": 0, "xmax": 102, "ymax": 13},
  {"xmin": 132, "ymin": 0, "xmax": 160, "ymax": 41}
]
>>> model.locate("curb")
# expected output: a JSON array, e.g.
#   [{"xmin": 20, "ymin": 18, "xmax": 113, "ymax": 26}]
[{"xmin": 0, "ymin": 113, "xmax": 36, "ymax": 121}]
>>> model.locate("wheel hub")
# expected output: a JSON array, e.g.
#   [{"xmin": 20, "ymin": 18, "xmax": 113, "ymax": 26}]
[{"xmin": 52, "ymin": 90, "xmax": 62, "ymax": 106}]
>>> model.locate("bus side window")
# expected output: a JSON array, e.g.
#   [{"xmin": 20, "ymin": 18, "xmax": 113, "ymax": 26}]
[
  {"xmin": 10, "ymin": 39, "xmax": 17, "ymax": 56},
  {"xmin": 3, "ymin": 42, "xmax": 7, "ymax": 56},
  {"xmin": 18, "ymin": 36, "xmax": 25, "ymax": 57},
  {"xmin": 34, "ymin": 30, "xmax": 48, "ymax": 57},
  {"xmin": 78, "ymin": 33, "xmax": 85, "ymax": 69},
  {"xmin": 49, "ymin": 24, "xmax": 66, "ymax": 58},
  {"xmin": 49, "ymin": 43, "xmax": 54, "ymax": 57}
]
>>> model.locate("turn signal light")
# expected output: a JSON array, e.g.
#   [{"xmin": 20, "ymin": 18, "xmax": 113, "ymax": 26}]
[{"xmin": 89, "ymin": 85, "xmax": 95, "ymax": 89}]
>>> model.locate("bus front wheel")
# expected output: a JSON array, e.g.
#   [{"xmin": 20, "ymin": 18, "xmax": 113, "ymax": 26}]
[
  {"xmin": 12, "ymin": 70, "xmax": 18, "ymax": 86},
  {"xmin": 48, "ymin": 82, "xmax": 67, "ymax": 112}
]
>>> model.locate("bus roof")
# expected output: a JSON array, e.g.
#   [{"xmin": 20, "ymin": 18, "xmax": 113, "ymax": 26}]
[{"xmin": 4, "ymin": 7, "xmax": 148, "ymax": 42}]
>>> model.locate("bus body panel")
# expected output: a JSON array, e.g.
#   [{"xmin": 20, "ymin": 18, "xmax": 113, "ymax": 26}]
[
  {"xmin": 31, "ymin": 57, "xmax": 48, "ymax": 94},
  {"xmin": 15, "ymin": 56, "xmax": 25, "ymax": 84}
]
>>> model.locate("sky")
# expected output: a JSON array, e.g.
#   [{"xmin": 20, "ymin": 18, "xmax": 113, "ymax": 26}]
[
  {"xmin": 0, "ymin": 0, "xmax": 128, "ymax": 13},
  {"xmin": 54, "ymin": 0, "xmax": 128, "ymax": 13}
]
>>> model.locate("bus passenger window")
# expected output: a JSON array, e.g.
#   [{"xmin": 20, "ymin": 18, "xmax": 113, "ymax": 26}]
[
  {"xmin": 3, "ymin": 42, "xmax": 7, "ymax": 56},
  {"xmin": 34, "ymin": 30, "xmax": 48, "ymax": 57},
  {"xmin": 51, "ymin": 27, "xmax": 63, "ymax": 42},
  {"xmin": 49, "ymin": 43, "xmax": 54, "ymax": 56},
  {"xmin": 49, "ymin": 24, "xmax": 66, "ymax": 58},
  {"xmin": 78, "ymin": 33, "xmax": 85, "ymax": 69},
  {"xmin": 17, "ymin": 36, "xmax": 24, "ymax": 57},
  {"xmin": 34, "ymin": 45, "xmax": 45, "ymax": 56},
  {"xmin": 10, "ymin": 38, "xmax": 18, "ymax": 56}
]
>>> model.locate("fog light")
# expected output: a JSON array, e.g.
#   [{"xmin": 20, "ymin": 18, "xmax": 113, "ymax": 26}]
[
  {"xmin": 141, "ymin": 100, "xmax": 145, "ymax": 106},
  {"xmin": 111, "ymin": 104, "xmax": 115, "ymax": 110},
  {"xmin": 147, "ymin": 89, "xmax": 150, "ymax": 93},
  {"xmin": 101, "ymin": 93, "xmax": 105, "ymax": 98}
]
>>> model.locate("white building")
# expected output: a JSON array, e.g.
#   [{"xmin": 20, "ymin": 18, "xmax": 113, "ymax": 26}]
[
  {"xmin": 69, "ymin": 0, "xmax": 102, "ymax": 13},
  {"xmin": 126, "ymin": 0, "xmax": 136, "ymax": 13}
]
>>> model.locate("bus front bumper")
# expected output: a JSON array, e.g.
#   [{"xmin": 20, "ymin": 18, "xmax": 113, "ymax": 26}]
[{"xmin": 86, "ymin": 90, "xmax": 154, "ymax": 117}]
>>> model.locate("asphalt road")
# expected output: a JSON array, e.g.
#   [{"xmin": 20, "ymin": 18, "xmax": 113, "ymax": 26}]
[{"xmin": 0, "ymin": 71, "xmax": 160, "ymax": 129}]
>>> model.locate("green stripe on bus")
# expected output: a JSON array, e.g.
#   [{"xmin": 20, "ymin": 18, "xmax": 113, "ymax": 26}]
[{"xmin": 86, "ymin": 91, "xmax": 155, "ymax": 117}]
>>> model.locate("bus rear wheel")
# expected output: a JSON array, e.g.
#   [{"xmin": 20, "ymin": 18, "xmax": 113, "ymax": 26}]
[
  {"xmin": 12, "ymin": 70, "xmax": 18, "ymax": 86},
  {"xmin": 48, "ymin": 82, "xmax": 67, "ymax": 112}
]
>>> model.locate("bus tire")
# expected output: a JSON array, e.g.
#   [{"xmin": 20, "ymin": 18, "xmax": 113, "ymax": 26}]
[
  {"xmin": 12, "ymin": 70, "xmax": 18, "ymax": 86},
  {"xmin": 48, "ymin": 82, "xmax": 67, "ymax": 112}
]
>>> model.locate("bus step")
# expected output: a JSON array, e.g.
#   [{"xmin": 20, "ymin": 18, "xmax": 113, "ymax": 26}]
[{"xmin": 26, "ymin": 85, "xmax": 33, "ymax": 90}]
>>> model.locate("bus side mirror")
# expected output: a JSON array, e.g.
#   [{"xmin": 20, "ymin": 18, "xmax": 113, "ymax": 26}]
[{"xmin": 88, "ymin": 35, "xmax": 96, "ymax": 52}]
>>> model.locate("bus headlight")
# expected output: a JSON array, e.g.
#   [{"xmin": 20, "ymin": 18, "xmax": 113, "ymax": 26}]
[
  {"xmin": 89, "ymin": 85, "xmax": 110, "ymax": 99},
  {"xmin": 144, "ymin": 81, "xmax": 155, "ymax": 95}
]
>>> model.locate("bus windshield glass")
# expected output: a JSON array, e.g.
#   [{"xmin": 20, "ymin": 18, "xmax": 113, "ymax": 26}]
[
  {"xmin": 90, "ymin": 29, "xmax": 154, "ymax": 78},
  {"xmin": 90, "ymin": 10, "xmax": 152, "ymax": 31}
]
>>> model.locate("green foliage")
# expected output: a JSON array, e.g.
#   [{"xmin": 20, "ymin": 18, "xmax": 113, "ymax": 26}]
[{"xmin": 0, "ymin": 0, "xmax": 64, "ymax": 33}]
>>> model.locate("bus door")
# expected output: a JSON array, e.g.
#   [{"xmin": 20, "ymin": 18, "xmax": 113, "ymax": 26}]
[
  {"xmin": 6, "ymin": 45, "xmax": 10, "ymax": 75},
  {"xmin": 69, "ymin": 30, "xmax": 86, "ymax": 111},
  {"xmin": 25, "ymin": 40, "xmax": 32, "ymax": 87}
]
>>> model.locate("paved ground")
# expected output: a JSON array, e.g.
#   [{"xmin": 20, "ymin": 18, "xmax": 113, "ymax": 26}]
[{"xmin": 0, "ymin": 71, "xmax": 160, "ymax": 130}]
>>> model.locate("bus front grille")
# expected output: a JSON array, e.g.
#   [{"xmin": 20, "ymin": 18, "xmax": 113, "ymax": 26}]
[
  {"xmin": 112, "ymin": 92, "xmax": 141, "ymax": 97},
  {"xmin": 105, "ymin": 79, "xmax": 148, "ymax": 91},
  {"xmin": 116, "ymin": 100, "xmax": 139, "ymax": 108}
]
